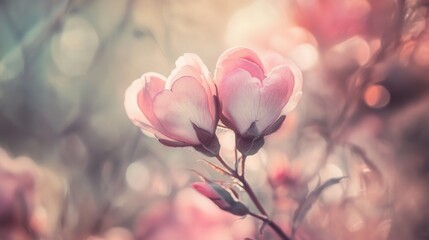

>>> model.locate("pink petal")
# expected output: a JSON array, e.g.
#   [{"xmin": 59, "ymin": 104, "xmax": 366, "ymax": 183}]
[
  {"xmin": 124, "ymin": 77, "xmax": 152, "ymax": 127},
  {"xmin": 215, "ymin": 47, "xmax": 266, "ymax": 84},
  {"xmin": 219, "ymin": 69, "xmax": 261, "ymax": 135},
  {"xmin": 180, "ymin": 54, "xmax": 215, "ymax": 96},
  {"xmin": 137, "ymin": 73, "xmax": 167, "ymax": 128},
  {"xmin": 281, "ymin": 61, "xmax": 303, "ymax": 114},
  {"xmin": 192, "ymin": 182, "xmax": 219, "ymax": 199},
  {"xmin": 219, "ymin": 65, "xmax": 295, "ymax": 135},
  {"xmin": 125, "ymin": 74, "xmax": 177, "ymax": 141},
  {"xmin": 167, "ymin": 65, "xmax": 216, "ymax": 117},
  {"xmin": 192, "ymin": 182, "xmax": 231, "ymax": 209},
  {"xmin": 255, "ymin": 51, "xmax": 303, "ymax": 114},
  {"xmin": 175, "ymin": 53, "xmax": 211, "ymax": 81},
  {"xmin": 152, "ymin": 76, "xmax": 214, "ymax": 144},
  {"xmin": 260, "ymin": 51, "xmax": 288, "ymax": 73},
  {"xmin": 216, "ymin": 58, "xmax": 265, "ymax": 82},
  {"xmin": 125, "ymin": 75, "xmax": 160, "ymax": 137},
  {"xmin": 169, "ymin": 54, "xmax": 216, "ymax": 118},
  {"xmin": 167, "ymin": 65, "xmax": 202, "ymax": 89},
  {"xmin": 256, "ymin": 65, "xmax": 295, "ymax": 132},
  {"xmin": 217, "ymin": 47, "xmax": 265, "ymax": 71}
]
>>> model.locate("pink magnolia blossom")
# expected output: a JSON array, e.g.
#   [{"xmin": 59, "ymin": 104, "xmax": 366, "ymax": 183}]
[
  {"xmin": 215, "ymin": 47, "xmax": 302, "ymax": 155},
  {"xmin": 125, "ymin": 54, "xmax": 220, "ymax": 156}
]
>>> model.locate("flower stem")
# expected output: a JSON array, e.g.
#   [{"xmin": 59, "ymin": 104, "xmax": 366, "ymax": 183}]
[
  {"xmin": 240, "ymin": 155, "xmax": 247, "ymax": 177},
  {"xmin": 214, "ymin": 154, "xmax": 291, "ymax": 240},
  {"xmin": 238, "ymin": 174, "xmax": 267, "ymax": 216},
  {"xmin": 216, "ymin": 155, "xmax": 266, "ymax": 215},
  {"xmin": 248, "ymin": 211, "xmax": 291, "ymax": 240},
  {"xmin": 215, "ymin": 155, "xmax": 234, "ymax": 173}
]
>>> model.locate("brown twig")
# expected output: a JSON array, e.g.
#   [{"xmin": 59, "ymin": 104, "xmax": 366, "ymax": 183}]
[
  {"xmin": 215, "ymin": 154, "xmax": 291, "ymax": 240},
  {"xmin": 248, "ymin": 211, "xmax": 291, "ymax": 240}
]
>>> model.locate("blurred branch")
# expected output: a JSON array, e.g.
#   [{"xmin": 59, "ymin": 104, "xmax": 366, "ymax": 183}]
[
  {"xmin": 331, "ymin": 0, "xmax": 407, "ymax": 135},
  {"xmin": 214, "ymin": 154, "xmax": 291, "ymax": 239},
  {"xmin": 90, "ymin": 128, "xmax": 141, "ymax": 235},
  {"xmin": 344, "ymin": 142, "xmax": 383, "ymax": 184},
  {"xmin": 248, "ymin": 211, "xmax": 290, "ymax": 240},
  {"xmin": 291, "ymin": 177, "xmax": 347, "ymax": 238},
  {"xmin": 409, "ymin": 5, "xmax": 429, "ymax": 65},
  {"xmin": 0, "ymin": 0, "xmax": 73, "ymax": 69},
  {"xmin": 17, "ymin": 190, "xmax": 39, "ymax": 240}
]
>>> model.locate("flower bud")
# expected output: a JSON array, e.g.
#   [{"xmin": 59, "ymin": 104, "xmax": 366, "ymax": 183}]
[{"xmin": 192, "ymin": 182, "xmax": 248, "ymax": 216}]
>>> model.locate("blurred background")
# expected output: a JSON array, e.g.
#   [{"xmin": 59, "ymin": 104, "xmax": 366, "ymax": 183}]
[{"xmin": 0, "ymin": 0, "xmax": 429, "ymax": 239}]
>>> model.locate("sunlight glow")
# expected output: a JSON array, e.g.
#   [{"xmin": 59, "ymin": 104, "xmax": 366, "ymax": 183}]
[
  {"xmin": 289, "ymin": 43, "xmax": 319, "ymax": 70},
  {"xmin": 126, "ymin": 161, "xmax": 150, "ymax": 191}
]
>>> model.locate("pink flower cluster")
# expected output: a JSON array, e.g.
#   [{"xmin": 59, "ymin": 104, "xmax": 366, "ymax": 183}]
[{"xmin": 125, "ymin": 47, "xmax": 302, "ymax": 156}]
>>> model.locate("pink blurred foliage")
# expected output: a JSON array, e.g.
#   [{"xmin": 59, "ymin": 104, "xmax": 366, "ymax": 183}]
[
  {"xmin": 133, "ymin": 188, "xmax": 255, "ymax": 240},
  {"xmin": 293, "ymin": 0, "xmax": 371, "ymax": 48},
  {"xmin": 224, "ymin": 1, "xmax": 318, "ymax": 66},
  {"xmin": 0, "ymin": 149, "xmax": 62, "ymax": 240}
]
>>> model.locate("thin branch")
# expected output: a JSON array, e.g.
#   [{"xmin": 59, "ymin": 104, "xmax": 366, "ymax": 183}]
[
  {"xmin": 197, "ymin": 158, "xmax": 233, "ymax": 177},
  {"xmin": 248, "ymin": 211, "xmax": 291, "ymax": 240},
  {"xmin": 241, "ymin": 155, "xmax": 247, "ymax": 177},
  {"xmin": 215, "ymin": 155, "xmax": 268, "ymax": 216},
  {"xmin": 215, "ymin": 154, "xmax": 235, "ymax": 174},
  {"xmin": 238, "ymin": 174, "xmax": 268, "ymax": 216},
  {"xmin": 345, "ymin": 142, "xmax": 383, "ymax": 184},
  {"xmin": 331, "ymin": 0, "xmax": 407, "ymax": 135}
]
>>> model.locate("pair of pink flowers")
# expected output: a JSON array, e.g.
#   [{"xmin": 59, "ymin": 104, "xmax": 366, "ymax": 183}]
[{"xmin": 125, "ymin": 47, "xmax": 302, "ymax": 156}]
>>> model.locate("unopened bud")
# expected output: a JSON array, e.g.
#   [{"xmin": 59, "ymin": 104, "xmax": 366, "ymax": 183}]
[{"xmin": 192, "ymin": 182, "xmax": 248, "ymax": 216}]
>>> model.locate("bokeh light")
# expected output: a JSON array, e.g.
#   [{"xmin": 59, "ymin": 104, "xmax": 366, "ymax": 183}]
[
  {"xmin": 51, "ymin": 16, "xmax": 99, "ymax": 77},
  {"xmin": 1, "ymin": 0, "xmax": 428, "ymax": 239},
  {"xmin": 364, "ymin": 84, "xmax": 391, "ymax": 109}
]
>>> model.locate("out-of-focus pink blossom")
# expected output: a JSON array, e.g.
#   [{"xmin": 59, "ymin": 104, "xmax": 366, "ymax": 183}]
[
  {"xmin": 224, "ymin": 0, "xmax": 318, "ymax": 70},
  {"xmin": 268, "ymin": 162, "xmax": 302, "ymax": 190},
  {"xmin": 134, "ymin": 188, "xmax": 255, "ymax": 240},
  {"xmin": 125, "ymin": 54, "xmax": 220, "ymax": 155},
  {"xmin": 87, "ymin": 227, "xmax": 134, "ymax": 240},
  {"xmin": 293, "ymin": 0, "xmax": 371, "ymax": 48},
  {"xmin": 0, "ymin": 152, "xmax": 36, "ymax": 225},
  {"xmin": 0, "ymin": 150, "xmax": 61, "ymax": 239},
  {"xmin": 215, "ymin": 47, "xmax": 302, "ymax": 155}
]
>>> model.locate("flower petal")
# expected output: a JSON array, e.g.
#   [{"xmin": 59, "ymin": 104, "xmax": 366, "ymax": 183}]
[
  {"xmin": 253, "ymin": 51, "xmax": 303, "ymax": 114},
  {"xmin": 256, "ymin": 65, "xmax": 295, "ymax": 132},
  {"xmin": 175, "ymin": 53, "xmax": 211, "ymax": 81},
  {"xmin": 282, "ymin": 61, "xmax": 303, "ymax": 114},
  {"xmin": 153, "ymin": 76, "xmax": 214, "ymax": 144},
  {"xmin": 260, "ymin": 51, "xmax": 288, "ymax": 73},
  {"xmin": 219, "ymin": 69, "xmax": 261, "ymax": 134},
  {"xmin": 192, "ymin": 182, "xmax": 219, "ymax": 198},
  {"xmin": 192, "ymin": 182, "xmax": 232, "ymax": 209},
  {"xmin": 125, "ymin": 74, "xmax": 166, "ymax": 138},
  {"xmin": 217, "ymin": 47, "xmax": 265, "ymax": 71},
  {"xmin": 215, "ymin": 47, "xmax": 265, "ymax": 84},
  {"xmin": 136, "ymin": 73, "xmax": 167, "ymax": 130},
  {"xmin": 169, "ymin": 54, "xmax": 216, "ymax": 119},
  {"xmin": 216, "ymin": 58, "xmax": 265, "ymax": 81},
  {"xmin": 125, "ymin": 77, "xmax": 151, "ymax": 127}
]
